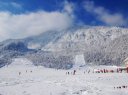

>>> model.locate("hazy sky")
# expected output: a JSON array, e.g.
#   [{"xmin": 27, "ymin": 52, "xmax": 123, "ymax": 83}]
[{"xmin": 0, "ymin": 0, "xmax": 128, "ymax": 41}]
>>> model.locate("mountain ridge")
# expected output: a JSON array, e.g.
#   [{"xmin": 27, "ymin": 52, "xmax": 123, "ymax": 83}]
[{"xmin": 0, "ymin": 26, "xmax": 128, "ymax": 69}]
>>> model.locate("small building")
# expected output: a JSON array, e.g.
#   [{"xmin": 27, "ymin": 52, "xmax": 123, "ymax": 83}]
[
  {"xmin": 114, "ymin": 58, "xmax": 128, "ymax": 73},
  {"xmin": 118, "ymin": 58, "xmax": 128, "ymax": 73}
]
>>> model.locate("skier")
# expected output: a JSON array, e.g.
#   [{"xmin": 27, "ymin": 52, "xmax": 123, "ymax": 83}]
[
  {"xmin": 103, "ymin": 69, "xmax": 106, "ymax": 73},
  {"xmin": 88, "ymin": 70, "xmax": 90, "ymax": 74},
  {"xmin": 73, "ymin": 70, "xmax": 76, "ymax": 75},
  {"xmin": 127, "ymin": 67, "xmax": 128, "ymax": 73},
  {"xmin": 117, "ymin": 68, "xmax": 119, "ymax": 73},
  {"xmin": 19, "ymin": 72, "xmax": 21, "ymax": 75}
]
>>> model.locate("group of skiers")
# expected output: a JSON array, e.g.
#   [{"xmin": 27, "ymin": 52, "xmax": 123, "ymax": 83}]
[
  {"xmin": 95, "ymin": 69, "xmax": 114, "ymax": 73},
  {"xmin": 66, "ymin": 70, "xmax": 76, "ymax": 75},
  {"xmin": 114, "ymin": 85, "xmax": 128, "ymax": 89},
  {"xmin": 84, "ymin": 70, "xmax": 91, "ymax": 74},
  {"xmin": 65, "ymin": 68, "xmax": 128, "ymax": 76},
  {"xmin": 18, "ymin": 70, "xmax": 33, "ymax": 75},
  {"xmin": 94, "ymin": 68, "xmax": 128, "ymax": 73}
]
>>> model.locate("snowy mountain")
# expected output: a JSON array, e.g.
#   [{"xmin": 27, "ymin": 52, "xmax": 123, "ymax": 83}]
[
  {"xmin": 20, "ymin": 26, "xmax": 128, "ymax": 55},
  {"xmin": 0, "ymin": 39, "xmax": 34, "ymax": 67},
  {"xmin": 41, "ymin": 26, "xmax": 128, "ymax": 53},
  {"xmin": 39, "ymin": 26, "xmax": 128, "ymax": 66},
  {"xmin": 0, "ymin": 39, "xmax": 73, "ymax": 69},
  {"xmin": 0, "ymin": 26, "xmax": 128, "ymax": 69},
  {"xmin": 105, "ymin": 34, "xmax": 128, "ymax": 65},
  {"xmin": 23, "ymin": 30, "xmax": 67, "ymax": 49}
]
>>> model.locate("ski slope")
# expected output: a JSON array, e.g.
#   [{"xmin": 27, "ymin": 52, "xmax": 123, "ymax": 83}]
[
  {"xmin": 0, "ymin": 59, "xmax": 128, "ymax": 95},
  {"xmin": 73, "ymin": 54, "xmax": 86, "ymax": 69}
]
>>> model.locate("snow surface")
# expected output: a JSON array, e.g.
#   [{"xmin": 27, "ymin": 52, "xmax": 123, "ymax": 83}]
[
  {"xmin": 0, "ymin": 59, "xmax": 128, "ymax": 95},
  {"xmin": 73, "ymin": 54, "xmax": 86, "ymax": 69},
  {"xmin": 11, "ymin": 58, "xmax": 33, "ymax": 67}
]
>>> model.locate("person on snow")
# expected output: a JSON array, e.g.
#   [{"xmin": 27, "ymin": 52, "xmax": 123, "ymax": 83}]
[
  {"xmin": 73, "ymin": 70, "xmax": 76, "ymax": 75},
  {"xmin": 19, "ymin": 72, "xmax": 21, "ymax": 75}
]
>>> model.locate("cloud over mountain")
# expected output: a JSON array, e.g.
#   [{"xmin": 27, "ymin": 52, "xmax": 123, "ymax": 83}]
[
  {"xmin": 0, "ymin": 11, "xmax": 73, "ymax": 41},
  {"xmin": 84, "ymin": 1, "xmax": 127, "ymax": 26}
]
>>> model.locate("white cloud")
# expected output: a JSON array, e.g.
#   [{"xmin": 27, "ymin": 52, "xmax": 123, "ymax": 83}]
[
  {"xmin": 63, "ymin": 1, "xmax": 74, "ymax": 16},
  {"xmin": 10, "ymin": 2, "xmax": 22, "ymax": 9},
  {"xmin": 0, "ymin": 11, "xmax": 73, "ymax": 41},
  {"xmin": 84, "ymin": 1, "xmax": 127, "ymax": 26},
  {"xmin": 0, "ymin": 1, "xmax": 22, "ymax": 9}
]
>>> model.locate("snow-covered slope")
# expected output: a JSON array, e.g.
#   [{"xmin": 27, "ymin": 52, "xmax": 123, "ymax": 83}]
[
  {"xmin": 73, "ymin": 54, "xmax": 86, "ymax": 69},
  {"xmin": 10, "ymin": 58, "xmax": 33, "ymax": 67},
  {"xmin": 1, "ymin": 26, "xmax": 128, "ymax": 68},
  {"xmin": 42, "ymin": 26, "xmax": 128, "ymax": 52},
  {"xmin": 24, "ymin": 30, "xmax": 66, "ymax": 49},
  {"xmin": 0, "ymin": 64, "xmax": 128, "ymax": 95}
]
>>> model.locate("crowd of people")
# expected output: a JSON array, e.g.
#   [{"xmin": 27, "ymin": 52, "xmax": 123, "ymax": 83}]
[
  {"xmin": 114, "ymin": 85, "xmax": 128, "ymax": 89},
  {"xmin": 94, "ymin": 68, "xmax": 128, "ymax": 73},
  {"xmin": 66, "ymin": 70, "xmax": 76, "ymax": 75}
]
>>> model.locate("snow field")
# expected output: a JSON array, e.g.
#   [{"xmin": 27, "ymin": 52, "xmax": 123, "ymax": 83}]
[
  {"xmin": 0, "ymin": 58, "xmax": 128, "ymax": 95},
  {"xmin": 0, "ymin": 64, "xmax": 128, "ymax": 95}
]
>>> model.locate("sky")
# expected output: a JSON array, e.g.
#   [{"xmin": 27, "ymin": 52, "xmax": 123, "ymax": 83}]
[{"xmin": 0, "ymin": 0, "xmax": 128, "ymax": 41}]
